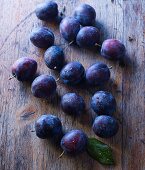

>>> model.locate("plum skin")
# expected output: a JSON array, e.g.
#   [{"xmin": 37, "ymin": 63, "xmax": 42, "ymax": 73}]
[
  {"xmin": 60, "ymin": 61, "xmax": 85, "ymax": 85},
  {"xmin": 76, "ymin": 26, "xmax": 100, "ymax": 47},
  {"xmin": 61, "ymin": 93, "xmax": 85, "ymax": 116},
  {"xmin": 60, "ymin": 17, "xmax": 81, "ymax": 42},
  {"xmin": 11, "ymin": 57, "xmax": 37, "ymax": 81},
  {"xmin": 30, "ymin": 27, "xmax": 54, "ymax": 49},
  {"xmin": 86, "ymin": 62, "xmax": 110, "ymax": 86},
  {"xmin": 35, "ymin": 114, "xmax": 63, "ymax": 140},
  {"xmin": 31, "ymin": 75, "xmax": 57, "ymax": 99},
  {"xmin": 73, "ymin": 4, "xmax": 96, "ymax": 26},
  {"xmin": 35, "ymin": 1, "xmax": 58, "ymax": 21},
  {"xmin": 44, "ymin": 46, "xmax": 65, "ymax": 70},
  {"xmin": 101, "ymin": 39, "xmax": 126, "ymax": 60},
  {"xmin": 61, "ymin": 129, "xmax": 88, "ymax": 154},
  {"xmin": 92, "ymin": 115, "xmax": 119, "ymax": 138},
  {"xmin": 91, "ymin": 91, "xmax": 116, "ymax": 116}
]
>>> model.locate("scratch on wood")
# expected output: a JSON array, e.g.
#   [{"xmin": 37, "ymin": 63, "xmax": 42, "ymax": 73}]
[
  {"xmin": 0, "ymin": 10, "xmax": 35, "ymax": 52},
  {"xmin": 20, "ymin": 112, "xmax": 35, "ymax": 120},
  {"xmin": 117, "ymin": 0, "xmax": 123, "ymax": 9}
]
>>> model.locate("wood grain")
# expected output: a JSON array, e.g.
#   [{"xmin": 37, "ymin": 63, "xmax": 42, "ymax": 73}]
[{"xmin": 0, "ymin": 0, "xmax": 144, "ymax": 170}]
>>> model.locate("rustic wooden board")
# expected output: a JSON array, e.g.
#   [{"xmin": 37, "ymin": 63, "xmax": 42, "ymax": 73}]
[{"xmin": 0, "ymin": 0, "xmax": 145, "ymax": 170}]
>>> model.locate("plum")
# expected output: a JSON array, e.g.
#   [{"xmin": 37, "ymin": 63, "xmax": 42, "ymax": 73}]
[
  {"xmin": 101, "ymin": 39, "xmax": 126, "ymax": 61},
  {"xmin": 61, "ymin": 93, "xmax": 85, "ymax": 116},
  {"xmin": 30, "ymin": 27, "xmax": 54, "ymax": 49},
  {"xmin": 35, "ymin": 1, "xmax": 58, "ymax": 21},
  {"xmin": 91, "ymin": 91, "xmax": 116, "ymax": 116},
  {"xmin": 86, "ymin": 62, "xmax": 110, "ymax": 86},
  {"xmin": 11, "ymin": 57, "xmax": 37, "ymax": 81},
  {"xmin": 92, "ymin": 115, "xmax": 119, "ymax": 138},
  {"xmin": 35, "ymin": 114, "xmax": 63, "ymax": 141},
  {"xmin": 44, "ymin": 45, "xmax": 65, "ymax": 70},
  {"xmin": 61, "ymin": 129, "xmax": 88, "ymax": 154},
  {"xmin": 60, "ymin": 17, "xmax": 81, "ymax": 42},
  {"xmin": 73, "ymin": 4, "xmax": 96, "ymax": 26},
  {"xmin": 76, "ymin": 26, "xmax": 100, "ymax": 48},
  {"xmin": 31, "ymin": 75, "xmax": 57, "ymax": 99},
  {"xmin": 60, "ymin": 61, "xmax": 85, "ymax": 85}
]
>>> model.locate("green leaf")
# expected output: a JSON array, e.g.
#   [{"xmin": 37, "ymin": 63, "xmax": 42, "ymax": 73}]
[{"xmin": 87, "ymin": 138, "xmax": 115, "ymax": 165}]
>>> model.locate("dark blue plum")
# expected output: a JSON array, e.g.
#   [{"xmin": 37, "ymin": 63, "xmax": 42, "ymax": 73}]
[
  {"xmin": 101, "ymin": 39, "xmax": 126, "ymax": 61},
  {"xmin": 35, "ymin": 1, "xmax": 58, "ymax": 21},
  {"xmin": 73, "ymin": 4, "xmax": 96, "ymax": 26},
  {"xmin": 31, "ymin": 75, "xmax": 57, "ymax": 99},
  {"xmin": 86, "ymin": 62, "xmax": 110, "ymax": 86},
  {"xmin": 92, "ymin": 115, "xmax": 119, "ymax": 138},
  {"xmin": 61, "ymin": 93, "xmax": 85, "ymax": 116},
  {"xmin": 11, "ymin": 57, "xmax": 37, "ymax": 81},
  {"xmin": 60, "ymin": 61, "xmax": 85, "ymax": 85},
  {"xmin": 35, "ymin": 114, "xmax": 63, "ymax": 140},
  {"xmin": 91, "ymin": 91, "xmax": 116, "ymax": 116},
  {"xmin": 60, "ymin": 17, "xmax": 81, "ymax": 42},
  {"xmin": 76, "ymin": 26, "xmax": 100, "ymax": 48},
  {"xmin": 61, "ymin": 129, "xmax": 88, "ymax": 154},
  {"xmin": 44, "ymin": 46, "xmax": 65, "ymax": 70},
  {"xmin": 30, "ymin": 27, "xmax": 54, "ymax": 49}
]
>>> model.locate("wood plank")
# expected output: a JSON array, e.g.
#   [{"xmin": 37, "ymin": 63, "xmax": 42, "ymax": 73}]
[
  {"xmin": 0, "ymin": 0, "xmax": 144, "ymax": 169},
  {"xmin": 122, "ymin": 0, "xmax": 145, "ymax": 170}
]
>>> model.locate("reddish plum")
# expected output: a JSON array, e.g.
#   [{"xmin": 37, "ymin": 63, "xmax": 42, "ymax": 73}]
[
  {"xmin": 11, "ymin": 57, "xmax": 37, "ymax": 81},
  {"xmin": 61, "ymin": 129, "xmax": 88, "ymax": 154},
  {"xmin": 101, "ymin": 39, "xmax": 126, "ymax": 60}
]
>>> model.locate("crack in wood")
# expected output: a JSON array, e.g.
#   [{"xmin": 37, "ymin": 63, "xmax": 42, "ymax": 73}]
[{"xmin": 20, "ymin": 111, "xmax": 35, "ymax": 120}]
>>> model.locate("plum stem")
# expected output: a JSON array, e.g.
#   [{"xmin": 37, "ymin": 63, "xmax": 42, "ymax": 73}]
[
  {"xmin": 63, "ymin": 41, "xmax": 74, "ymax": 51},
  {"xmin": 109, "ymin": 66, "xmax": 113, "ymax": 69},
  {"xmin": 69, "ymin": 41, "xmax": 74, "ymax": 46},
  {"xmin": 9, "ymin": 74, "xmax": 16, "ymax": 80},
  {"xmin": 95, "ymin": 43, "xmax": 101, "ymax": 47},
  {"xmin": 57, "ymin": 151, "xmax": 65, "ymax": 159},
  {"xmin": 56, "ymin": 78, "xmax": 60, "ymax": 82}
]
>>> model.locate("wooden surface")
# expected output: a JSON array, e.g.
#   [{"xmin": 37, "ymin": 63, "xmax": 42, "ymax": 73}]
[{"xmin": 0, "ymin": 0, "xmax": 145, "ymax": 170}]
